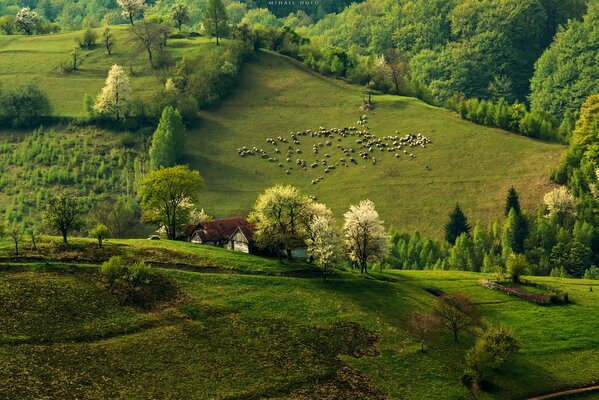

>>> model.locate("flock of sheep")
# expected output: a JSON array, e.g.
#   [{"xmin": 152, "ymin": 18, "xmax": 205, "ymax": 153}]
[{"xmin": 236, "ymin": 115, "xmax": 432, "ymax": 184}]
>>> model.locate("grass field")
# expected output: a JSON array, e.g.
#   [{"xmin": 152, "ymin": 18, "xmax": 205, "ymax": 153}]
[
  {"xmin": 187, "ymin": 51, "xmax": 564, "ymax": 237},
  {"xmin": 0, "ymin": 30, "xmax": 564, "ymax": 237},
  {"xmin": 1, "ymin": 238, "xmax": 598, "ymax": 399},
  {"xmin": 0, "ymin": 26, "xmax": 212, "ymax": 117}
]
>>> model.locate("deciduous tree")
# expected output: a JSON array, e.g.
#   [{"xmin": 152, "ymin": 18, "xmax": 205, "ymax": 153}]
[
  {"xmin": 343, "ymin": 199, "xmax": 387, "ymax": 274},
  {"xmin": 15, "ymin": 7, "xmax": 38, "ymax": 35},
  {"xmin": 94, "ymin": 64, "xmax": 131, "ymax": 121},
  {"xmin": 44, "ymin": 194, "xmax": 84, "ymax": 244},
  {"xmin": 149, "ymin": 106, "xmax": 186, "ymax": 170},
  {"xmin": 204, "ymin": 0, "xmax": 228, "ymax": 45},
  {"xmin": 89, "ymin": 223, "xmax": 111, "ymax": 248},
  {"xmin": 434, "ymin": 292, "xmax": 480, "ymax": 342},
  {"xmin": 139, "ymin": 165, "xmax": 204, "ymax": 240},
  {"xmin": 307, "ymin": 215, "xmax": 342, "ymax": 280},
  {"xmin": 249, "ymin": 185, "xmax": 312, "ymax": 259},
  {"xmin": 118, "ymin": 0, "xmax": 146, "ymax": 25},
  {"xmin": 171, "ymin": 3, "xmax": 190, "ymax": 30},
  {"xmin": 409, "ymin": 312, "xmax": 440, "ymax": 351}
]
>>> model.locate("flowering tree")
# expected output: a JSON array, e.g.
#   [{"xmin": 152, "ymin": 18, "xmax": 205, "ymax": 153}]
[
  {"xmin": 543, "ymin": 186, "xmax": 574, "ymax": 217},
  {"xmin": 307, "ymin": 216, "xmax": 342, "ymax": 280},
  {"xmin": 343, "ymin": 199, "xmax": 387, "ymax": 274},
  {"xmin": 15, "ymin": 7, "xmax": 38, "ymax": 35},
  {"xmin": 249, "ymin": 185, "xmax": 313, "ymax": 260},
  {"xmin": 94, "ymin": 65, "xmax": 131, "ymax": 121},
  {"xmin": 117, "ymin": 0, "xmax": 146, "ymax": 25}
]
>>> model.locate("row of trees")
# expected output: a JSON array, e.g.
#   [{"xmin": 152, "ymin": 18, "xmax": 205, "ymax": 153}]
[{"xmin": 448, "ymin": 95, "xmax": 564, "ymax": 143}]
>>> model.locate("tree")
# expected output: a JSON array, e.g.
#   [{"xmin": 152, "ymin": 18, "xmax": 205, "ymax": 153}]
[
  {"xmin": 543, "ymin": 186, "xmax": 574, "ymax": 221},
  {"xmin": 0, "ymin": 16, "xmax": 16, "ymax": 35},
  {"xmin": 434, "ymin": 292, "xmax": 480, "ymax": 342},
  {"xmin": 94, "ymin": 64, "xmax": 131, "ymax": 121},
  {"xmin": 204, "ymin": 0, "xmax": 228, "ymax": 46},
  {"xmin": 139, "ymin": 166, "xmax": 204, "ymax": 240},
  {"xmin": 118, "ymin": 0, "xmax": 146, "ymax": 25},
  {"xmin": 445, "ymin": 204, "xmax": 471, "ymax": 245},
  {"xmin": 0, "ymin": 83, "xmax": 52, "ymax": 127},
  {"xmin": 171, "ymin": 3, "xmax": 190, "ymax": 30},
  {"xmin": 503, "ymin": 208, "xmax": 528, "ymax": 254},
  {"xmin": 149, "ymin": 106, "xmax": 186, "ymax": 170},
  {"xmin": 504, "ymin": 186, "xmax": 521, "ymax": 216},
  {"xmin": 130, "ymin": 20, "xmax": 164, "ymax": 67},
  {"xmin": 90, "ymin": 197, "xmax": 139, "ymax": 238},
  {"xmin": 8, "ymin": 223, "xmax": 23, "ymax": 257},
  {"xmin": 408, "ymin": 312, "xmax": 440, "ymax": 351},
  {"xmin": 102, "ymin": 25, "xmax": 115, "ymax": 55},
  {"xmin": 382, "ymin": 48, "xmax": 410, "ymax": 95},
  {"xmin": 15, "ymin": 7, "xmax": 38, "ymax": 35},
  {"xmin": 464, "ymin": 325, "xmax": 519, "ymax": 387},
  {"xmin": 307, "ymin": 215, "xmax": 342, "ymax": 280},
  {"xmin": 506, "ymin": 253, "xmax": 528, "ymax": 282},
  {"xmin": 249, "ymin": 185, "xmax": 313, "ymax": 259},
  {"xmin": 343, "ymin": 199, "xmax": 387, "ymax": 274},
  {"xmin": 89, "ymin": 223, "xmax": 111, "ymax": 248},
  {"xmin": 26, "ymin": 222, "xmax": 40, "ymax": 251},
  {"xmin": 70, "ymin": 47, "xmax": 82, "ymax": 71},
  {"xmin": 79, "ymin": 23, "xmax": 97, "ymax": 49},
  {"xmin": 44, "ymin": 194, "xmax": 84, "ymax": 244}
]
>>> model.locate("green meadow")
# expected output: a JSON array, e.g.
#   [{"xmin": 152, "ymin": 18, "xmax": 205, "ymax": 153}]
[{"xmin": 1, "ymin": 238, "xmax": 597, "ymax": 399}]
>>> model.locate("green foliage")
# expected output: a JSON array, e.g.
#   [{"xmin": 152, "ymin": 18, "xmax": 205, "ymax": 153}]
[
  {"xmin": 203, "ymin": 0, "xmax": 228, "ymax": 45},
  {"xmin": 506, "ymin": 254, "xmax": 528, "ymax": 283},
  {"xmin": 89, "ymin": 223, "xmax": 111, "ymax": 248},
  {"xmin": 44, "ymin": 193, "xmax": 84, "ymax": 244},
  {"xmin": 504, "ymin": 187, "xmax": 521, "ymax": 216},
  {"xmin": 583, "ymin": 266, "xmax": 599, "ymax": 280},
  {"xmin": 464, "ymin": 325, "xmax": 519, "ymax": 387},
  {"xmin": 149, "ymin": 106, "xmax": 185, "ymax": 170},
  {"xmin": 530, "ymin": 2, "xmax": 599, "ymax": 125},
  {"xmin": 139, "ymin": 165, "xmax": 204, "ymax": 240},
  {"xmin": 79, "ymin": 22, "xmax": 97, "ymax": 48},
  {"xmin": 444, "ymin": 204, "xmax": 471, "ymax": 245},
  {"xmin": 99, "ymin": 255, "xmax": 178, "ymax": 307},
  {"xmin": 0, "ymin": 15, "xmax": 16, "ymax": 34},
  {"xmin": 0, "ymin": 83, "xmax": 52, "ymax": 128}
]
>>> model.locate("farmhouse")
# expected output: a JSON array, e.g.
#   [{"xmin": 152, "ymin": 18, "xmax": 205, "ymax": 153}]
[{"xmin": 188, "ymin": 217, "xmax": 256, "ymax": 254}]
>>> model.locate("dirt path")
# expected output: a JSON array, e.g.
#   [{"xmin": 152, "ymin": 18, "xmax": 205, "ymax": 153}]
[{"xmin": 527, "ymin": 384, "xmax": 599, "ymax": 400}]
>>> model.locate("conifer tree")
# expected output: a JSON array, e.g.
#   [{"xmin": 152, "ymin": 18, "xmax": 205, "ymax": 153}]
[
  {"xmin": 444, "ymin": 204, "xmax": 471, "ymax": 245},
  {"xmin": 504, "ymin": 186, "xmax": 521, "ymax": 216},
  {"xmin": 149, "ymin": 106, "xmax": 185, "ymax": 170},
  {"xmin": 503, "ymin": 208, "xmax": 528, "ymax": 255}
]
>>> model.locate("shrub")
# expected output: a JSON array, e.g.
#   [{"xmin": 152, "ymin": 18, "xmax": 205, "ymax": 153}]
[
  {"xmin": 584, "ymin": 266, "xmax": 599, "ymax": 280},
  {"xmin": 0, "ymin": 83, "xmax": 52, "ymax": 127},
  {"xmin": 79, "ymin": 25, "xmax": 98, "ymax": 49},
  {"xmin": 463, "ymin": 325, "xmax": 519, "ymax": 388},
  {"xmin": 99, "ymin": 256, "xmax": 178, "ymax": 307},
  {"xmin": 506, "ymin": 254, "xmax": 528, "ymax": 283}
]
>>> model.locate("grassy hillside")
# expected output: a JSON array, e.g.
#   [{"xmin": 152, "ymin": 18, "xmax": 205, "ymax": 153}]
[
  {"xmin": 188, "ymin": 52, "xmax": 564, "ymax": 237},
  {"xmin": 0, "ymin": 26, "xmax": 211, "ymax": 117},
  {"xmin": 0, "ymin": 30, "xmax": 564, "ymax": 237},
  {"xmin": 1, "ymin": 240, "xmax": 598, "ymax": 399}
]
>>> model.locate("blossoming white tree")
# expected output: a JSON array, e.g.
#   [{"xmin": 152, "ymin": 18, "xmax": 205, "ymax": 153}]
[
  {"xmin": 94, "ymin": 65, "xmax": 131, "ymax": 121},
  {"xmin": 343, "ymin": 199, "xmax": 387, "ymax": 274},
  {"xmin": 117, "ymin": 0, "xmax": 146, "ymax": 25},
  {"xmin": 543, "ymin": 186, "xmax": 574, "ymax": 216},
  {"xmin": 15, "ymin": 7, "xmax": 38, "ymax": 35},
  {"xmin": 307, "ymin": 215, "xmax": 342, "ymax": 280}
]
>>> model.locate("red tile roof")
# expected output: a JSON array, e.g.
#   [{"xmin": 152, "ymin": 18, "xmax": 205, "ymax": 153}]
[{"xmin": 192, "ymin": 217, "xmax": 254, "ymax": 243}]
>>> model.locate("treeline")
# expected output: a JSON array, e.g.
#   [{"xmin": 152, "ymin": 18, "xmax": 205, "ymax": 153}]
[{"xmin": 448, "ymin": 96, "xmax": 564, "ymax": 143}]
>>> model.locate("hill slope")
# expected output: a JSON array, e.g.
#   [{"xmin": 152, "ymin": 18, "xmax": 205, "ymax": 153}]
[
  {"xmin": 1, "ymin": 242, "xmax": 598, "ymax": 399},
  {"xmin": 188, "ymin": 51, "xmax": 563, "ymax": 236}
]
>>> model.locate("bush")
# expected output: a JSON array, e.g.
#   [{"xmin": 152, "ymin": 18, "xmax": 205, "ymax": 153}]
[
  {"xmin": 0, "ymin": 83, "xmax": 52, "ymax": 127},
  {"xmin": 79, "ymin": 26, "xmax": 97, "ymax": 49},
  {"xmin": 506, "ymin": 254, "xmax": 528, "ymax": 283},
  {"xmin": 464, "ymin": 325, "xmax": 519, "ymax": 388},
  {"xmin": 99, "ymin": 256, "xmax": 178, "ymax": 307},
  {"xmin": 584, "ymin": 266, "xmax": 599, "ymax": 280}
]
